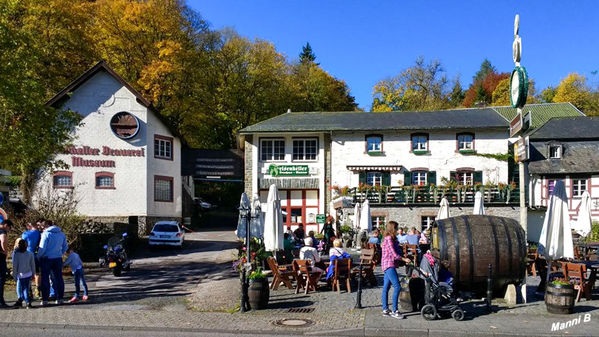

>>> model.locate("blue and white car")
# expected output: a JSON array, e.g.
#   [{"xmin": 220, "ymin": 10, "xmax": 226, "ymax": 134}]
[{"xmin": 148, "ymin": 221, "xmax": 185, "ymax": 247}]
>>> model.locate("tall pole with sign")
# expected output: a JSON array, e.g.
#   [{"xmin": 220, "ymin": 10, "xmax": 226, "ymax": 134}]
[{"xmin": 509, "ymin": 14, "xmax": 529, "ymax": 303}]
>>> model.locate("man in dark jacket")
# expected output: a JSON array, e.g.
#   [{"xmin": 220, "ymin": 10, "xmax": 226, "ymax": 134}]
[
  {"xmin": 0, "ymin": 219, "xmax": 12, "ymax": 307},
  {"xmin": 38, "ymin": 220, "xmax": 68, "ymax": 306}
]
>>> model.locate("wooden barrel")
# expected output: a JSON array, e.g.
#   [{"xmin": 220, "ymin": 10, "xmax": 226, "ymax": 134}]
[
  {"xmin": 545, "ymin": 283, "xmax": 575, "ymax": 314},
  {"xmin": 433, "ymin": 215, "xmax": 526, "ymax": 295},
  {"xmin": 248, "ymin": 279, "xmax": 269, "ymax": 310}
]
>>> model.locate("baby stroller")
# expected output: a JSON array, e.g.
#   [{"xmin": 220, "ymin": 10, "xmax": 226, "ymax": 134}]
[{"xmin": 413, "ymin": 265, "xmax": 465, "ymax": 321}]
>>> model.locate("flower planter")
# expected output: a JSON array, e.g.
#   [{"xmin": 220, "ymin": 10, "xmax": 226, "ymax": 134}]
[
  {"xmin": 545, "ymin": 283, "xmax": 575, "ymax": 314},
  {"xmin": 248, "ymin": 278, "xmax": 269, "ymax": 310}
]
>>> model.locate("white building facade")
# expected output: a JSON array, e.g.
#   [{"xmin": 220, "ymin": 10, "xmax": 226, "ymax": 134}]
[
  {"xmin": 36, "ymin": 61, "xmax": 182, "ymax": 234},
  {"xmin": 240, "ymin": 109, "xmax": 520, "ymax": 233}
]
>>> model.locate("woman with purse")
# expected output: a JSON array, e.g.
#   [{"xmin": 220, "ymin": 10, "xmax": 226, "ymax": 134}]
[{"xmin": 381, "ymin": 221, "xmax": 412, "ymax": 319}]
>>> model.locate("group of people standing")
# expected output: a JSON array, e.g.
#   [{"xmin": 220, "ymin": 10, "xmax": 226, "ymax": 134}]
[{"xmin": 0, "ymin": 219, "xmax": 88, "ymax": 309}]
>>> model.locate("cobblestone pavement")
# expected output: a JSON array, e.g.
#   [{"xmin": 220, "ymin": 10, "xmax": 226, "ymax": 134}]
[{"xmin": 1, "ymin": 228, "xmax": 598, "ymax": 336}]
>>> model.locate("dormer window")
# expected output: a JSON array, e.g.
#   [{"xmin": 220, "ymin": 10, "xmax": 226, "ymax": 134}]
[{"xmin": 549, "ymin": 145, "xmax": 562, "ymax": 159}]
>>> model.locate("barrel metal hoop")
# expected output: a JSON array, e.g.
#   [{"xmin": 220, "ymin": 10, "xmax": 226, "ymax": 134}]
[
  {"xmin": 462, "ymin": 215, "xmax": 475, "ymax": 286},
  {"xmin": 450, "ymin": 217, "xmax": 460, "ymax": 283},
  {"xmin": 546, "ymin": 290, "xmax": 575, "ymax": 297},
  {"xmin": 490, "ymin": 216, "xmax": 500, "ymax": 273},
  {"xmin": 439, "ymin": 220, "xmax": 448, "ymax": 262},
  {"xmin": 500, "ymin": 217, "xmax": 513, "ymax": 275},
  {"xmin": 513, "ymin": 222, "xmax": 525, "ymax": 274}
]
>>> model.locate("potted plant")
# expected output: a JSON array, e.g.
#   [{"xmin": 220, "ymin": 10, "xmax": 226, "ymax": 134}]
[
  {"xmin": 340, "ymin": 225, "xmax": 354, "ymax": 247},
  {"xmin": 247, "ymin": 267, "xmax": 269, "ymax": 310},
  {"xmin": 545, "ymin": 278, "xmax": 576, "ymax": 314}
]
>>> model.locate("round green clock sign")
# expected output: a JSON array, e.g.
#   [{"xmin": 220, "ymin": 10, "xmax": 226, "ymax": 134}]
[{"xmin": 510, "ymin": 66, "xmax": 528, "ymax": 108}]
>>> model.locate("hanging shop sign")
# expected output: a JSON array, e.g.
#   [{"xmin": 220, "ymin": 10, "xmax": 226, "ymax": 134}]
[
  {"xmin": 316, "ymin": 214, "xmax": 326, "ymax": 224},
  {"xmin": 268, "ymin": 164, "xmax": 309, "ymax": 177}
]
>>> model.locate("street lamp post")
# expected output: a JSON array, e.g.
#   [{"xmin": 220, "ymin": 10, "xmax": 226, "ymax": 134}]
[{"xmin": 509, "ymin": 14, "xmax": 530, "ymax": 303}]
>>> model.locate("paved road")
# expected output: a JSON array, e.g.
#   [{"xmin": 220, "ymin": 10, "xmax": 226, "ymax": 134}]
[{"xmin": 3, "ymin": 229, "xmax": 239, "ymax": 310}]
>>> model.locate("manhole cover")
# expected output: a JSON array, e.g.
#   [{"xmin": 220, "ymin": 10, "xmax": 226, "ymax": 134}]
[
  {"xmin": 287, "ymin": 307, "xmax": 315, "ymax": 313},
  {"xmin": 272, "ymin": 318, "xmax": 314, "ymax": 328}
]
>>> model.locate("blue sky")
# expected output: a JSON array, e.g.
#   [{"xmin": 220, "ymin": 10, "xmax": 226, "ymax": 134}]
[{"xmin": 190, "ymin": 1, "xmax": 599, "ymax": 110}]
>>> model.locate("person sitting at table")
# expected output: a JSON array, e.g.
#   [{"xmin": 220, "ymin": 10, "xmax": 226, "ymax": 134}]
[
  {"xmin": 406, "ymin": 228, "xmax": 420, "ymax": 245},
  {"xmin": 368, "ymin": 229, "xmax": 381, "ymax": 245},
  {"xmin": 294, "ymin": 224, "xmax": 306, "ymax": 242},
  {"xmin": 329, "ymin": 239, "xmax": 346, "ymax": 257},
  {"xmin": 419, "ymin": 229, "xmax": 430, "ymax": 245},
  {"xmin": 299, "ymin": 237, "xmax": 324, "ymax": 273},
  {"xmin": 326, "ymin": 239, "xmax": 351, "ymax": 280},
  {"xmin": 397, "ymin": 227, "xmax": 408, "ymax": 245},
  {"xmin": 308, "ymin": 231, "xmax": 318, "ymax": 248}
]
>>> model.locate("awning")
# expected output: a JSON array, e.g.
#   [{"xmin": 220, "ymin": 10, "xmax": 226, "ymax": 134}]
[{"xmin": 346, "ymin": 165, "xmax": 403, "ymax": 172}]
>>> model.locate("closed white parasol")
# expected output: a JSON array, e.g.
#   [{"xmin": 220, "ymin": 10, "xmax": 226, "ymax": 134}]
[
  {"xmin": 473, "ymin": 191, "xmax": 485, "ymax": 215},
  {"xmin": 538, "ymin": 180, "xmax": 574, "ymax": 259},
  {"xmin": 263, "ymin": 184, "xmax": 284, "ymax": 251},
  {"xmin": 359, "ymin": 199, "xmax": 372, "ymax": 232},
  {"xmin": 572, "ymin": 191, "xmax": 592, "ymax": 237}
]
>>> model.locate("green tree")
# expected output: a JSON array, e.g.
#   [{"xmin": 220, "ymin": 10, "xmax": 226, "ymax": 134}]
[
  {"xmin": 372, "ymin": 57, "xmax": 449, "ymax": 112},
  {"xmin": 473, "ymin": 59, "xmax": 496, "ymax": 84},
  {"xmin": 299, "ymin": 42, "xmax": 317, "ymax": 64},
  {"xmin": 539, "ymin": 86, "xmax": 557, "ymax": 103},
  {"xmin": 448, "ymin": 77, "xmax": 465, "ymax": 107},
  {"xmin": 463, "ymin": 59, "xmax": 508, "ymax": 107}
]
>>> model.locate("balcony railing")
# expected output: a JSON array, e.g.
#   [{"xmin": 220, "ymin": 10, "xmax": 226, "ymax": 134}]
[{"xmin": 339, "ymin": 185, "xmax": 519, "ymax": 205}]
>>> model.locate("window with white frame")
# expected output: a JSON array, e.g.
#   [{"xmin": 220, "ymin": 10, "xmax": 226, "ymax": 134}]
[
  {"xmin": 367, "ymin": 172, "xmax": 383, "ymax": 186},
  {"xmin": 457, "ymin": 133, "xmax": 474, "ymax": 151},
  {"xmin": 421, "ymin": 216, "xmax": 436, "ymax": 231},
  {"xmin": 366, "ymin": 135, "xmax": 382, "ymax": 153},
  {"xmin": 412, "ymin": 134, "xmax": 428, "ymax": 151},
  {"xmin": 412, "ymin": 171, "xmax": 427, "ymax": 186},
  {"xmin": 549, "ymin": 145, "xmax": 562, "ymax": 159},
  {"xmin": 372, "ymin": 216, "xmax": 386, "ymax": 230},
  {"xmin": 572, "ymin": 178, "xmax": 588, "ymax": 197},
  {"xmin": 292, "ymin": 138, "xmax": 317, "ymax": 161},
  {"xmin": 154, "ymin": 135, "xmax": 173, "ymax": 160},
  {"xmin": 456, "ymin": 172, "xmax": 473, "ymax": 185},
  {"xmin": 260, "ymin": 139, "xmax": 285, "ymax": 161}
]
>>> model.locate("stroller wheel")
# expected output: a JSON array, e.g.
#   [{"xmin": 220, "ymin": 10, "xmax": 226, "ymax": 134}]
[
  {"xmin": 421, "ymin": 304, "xmax": 437, "ymax": 321},
  {"xmin": 452, "ymin": 308, "xmax": 465, "ymax": 321}
]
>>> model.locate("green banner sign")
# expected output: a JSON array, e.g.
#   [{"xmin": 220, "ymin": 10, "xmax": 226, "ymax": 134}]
[
  {"xmin": 316, "ymin": 214, "xmax": 326, "ymax": 224},
  {"xmin": 268, "ymin": 164, "xmax": 309, "ymax": 177}
]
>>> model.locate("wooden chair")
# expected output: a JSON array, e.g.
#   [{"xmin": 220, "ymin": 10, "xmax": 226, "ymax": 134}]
[
  {"xmin": 352, "ymin": 248, "xmax": 377, "ymax": 286},
  {"xmin": 564, "ymin": 263, "xmax": 592, "ymax": 302},
  {"xmin": 403, "ymin": 244, "xmax": 419, "ymax": 264},
  {"xmin": 292, "ymin": 259, "xmax": 321, "ymax": 294},
  {"xmin": 331, "ymin": 258, "xmax": 352, "ymax": 293},
  {"xmin": 266, "ymin": 257, "xmax": 295, "ymax": 290},
  {"xmin": 574, "ymin": 246, "xmax": 586, "ymax": 261},
  {"xmin": 527, "ymin": 248, "xmax": 538, "ymax": 276}
]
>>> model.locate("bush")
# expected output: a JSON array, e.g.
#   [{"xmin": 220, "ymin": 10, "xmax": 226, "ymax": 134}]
[{"xmin": 586, "ymin": 221, "xmax": 599, "ymax": 242}]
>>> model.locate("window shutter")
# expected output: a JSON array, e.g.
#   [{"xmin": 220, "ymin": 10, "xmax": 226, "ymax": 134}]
[
  {"xmin": 449, "ymin": 171, "xmax": 457, "ymax": 182},
  {"xmin": 427, "ymin": 171, "xmax": 436, "ymax": 185},
  {"xmin": 404, "ymin": 172, "xmax": 412, "ymax": 186},
  {"xmin": 474, "ymin": 171, "xmax": 483, "ymax": 184},
  {"xmin": 382, "ymin": 172, "xmax": 391, "ymax": 186},
  {"xmin": 359, "ymin": 172, "xmax": 366, "ymax": 184}
]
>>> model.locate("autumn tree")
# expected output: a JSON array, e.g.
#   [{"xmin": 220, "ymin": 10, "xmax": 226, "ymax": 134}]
[
  {"xmin": 372, "ymin": 57, "xmax": 449, "ymax": 112},
  {"xmin": 539, "ymin": 86, "xmax": 557, "ymax": 103},
  {"xmin": 553, "ymin": 73, "xmax": 599, "ymax": 115},
  {"xmin": 463, "ymin": 59, "xmax": 509, "ymax": 107}
]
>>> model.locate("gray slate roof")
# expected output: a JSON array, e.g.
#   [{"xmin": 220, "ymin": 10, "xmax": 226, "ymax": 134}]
[
  {"xmin": 528, "ymin": 141, "xmax": 599, "ymax": 174},
  {"xmin": 239, "ymin": 108, "xmax": 509, "ymax": 134},
  {"xmin": 528, "ymin": 116, "xmax": 599, "ymax": 140}
]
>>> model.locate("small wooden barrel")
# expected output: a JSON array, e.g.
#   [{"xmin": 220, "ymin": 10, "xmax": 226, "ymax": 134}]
[
  {"xmin": 545, "ymin": 283, "xmax": 575, "ymax": 314},
  {"xmin": 248, "ymin": 279, "xmax": 270, "ymax": 310},
  {"xmin": 433, "ymin": 215, "xmax": 527, "ymax": 295}
]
